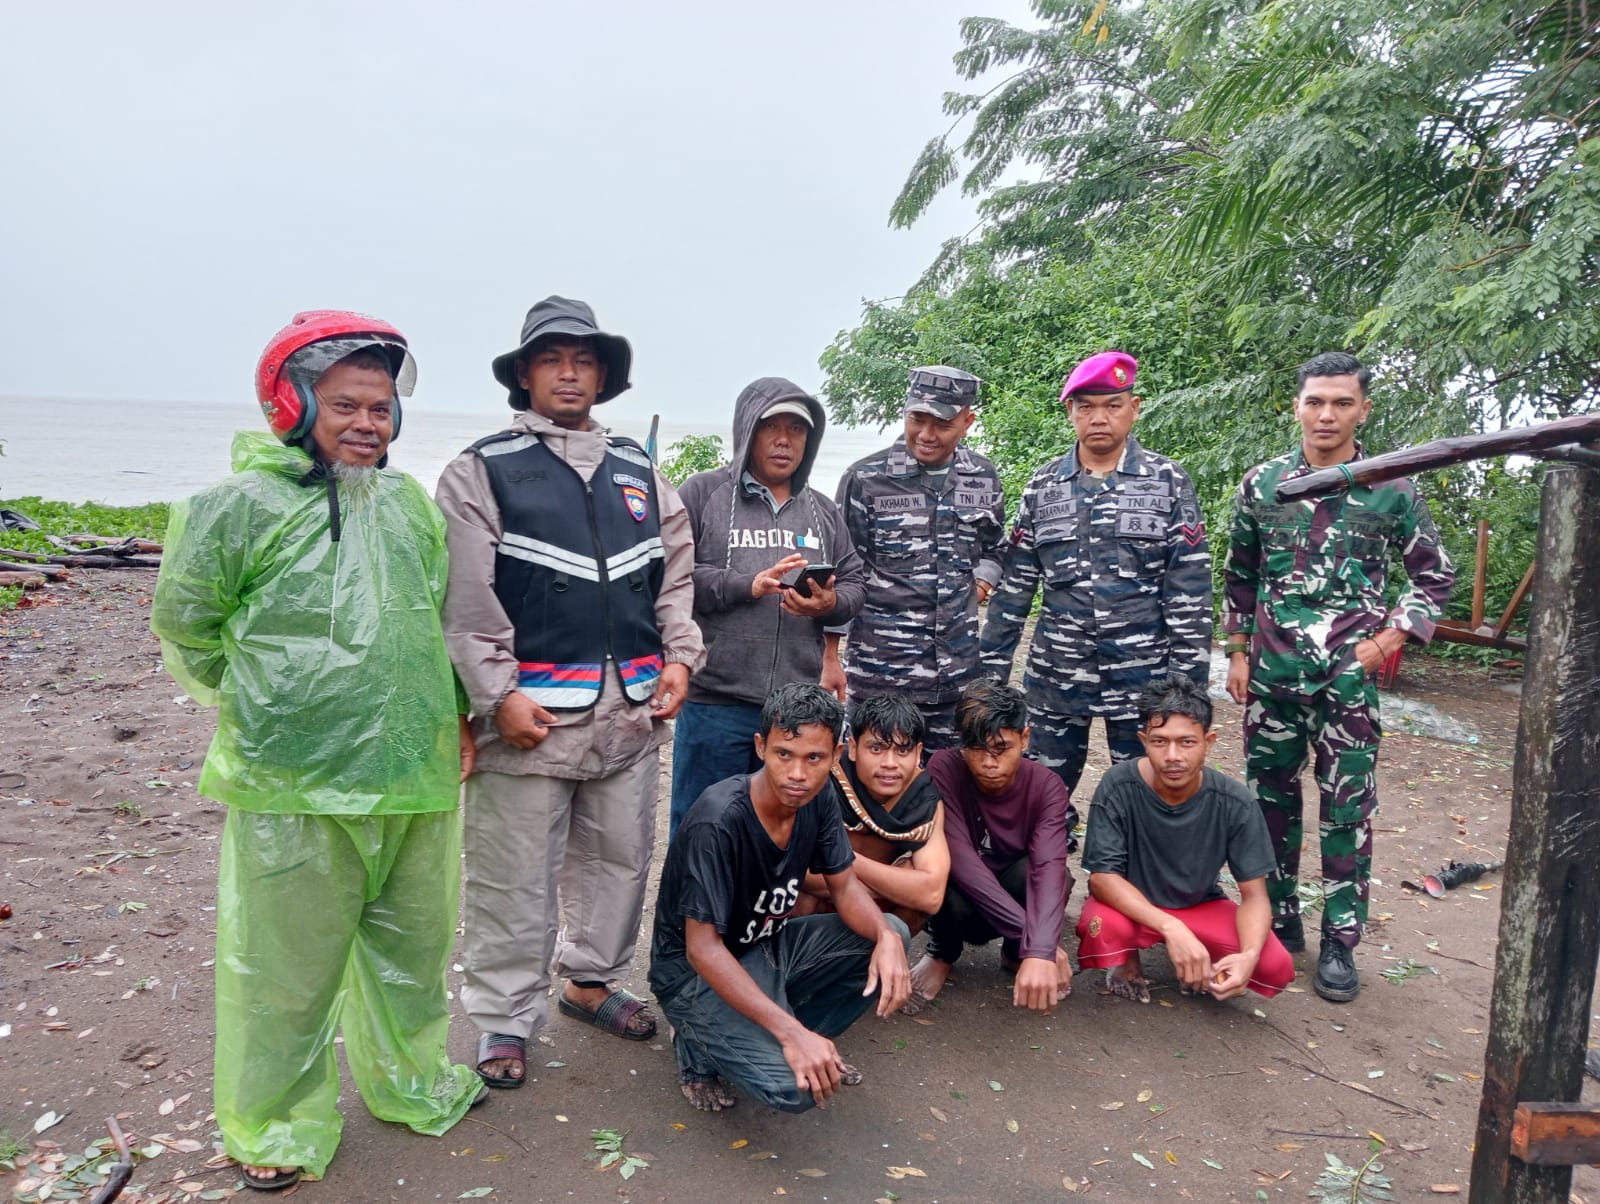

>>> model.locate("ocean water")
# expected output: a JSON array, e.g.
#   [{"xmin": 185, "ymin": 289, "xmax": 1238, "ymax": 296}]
[{"xmin": 0, "ymin": 396, "xmax": 890, "ymax": 507}]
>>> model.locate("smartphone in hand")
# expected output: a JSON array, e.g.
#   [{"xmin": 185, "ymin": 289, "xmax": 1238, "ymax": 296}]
[{"xmin": 783, "ymin": 562, "xmax": 835, "ymax": 598}]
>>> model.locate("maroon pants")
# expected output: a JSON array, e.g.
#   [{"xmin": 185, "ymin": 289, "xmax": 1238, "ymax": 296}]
[{"xmin": 1075, "ymin": 897, "xmax": 1296, "ymax": 998}]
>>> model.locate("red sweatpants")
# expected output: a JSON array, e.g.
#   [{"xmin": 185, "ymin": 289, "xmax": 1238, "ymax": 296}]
[{"xmin": 1075, "ymin": 897, "xmax": 1296, "ymax": 998}]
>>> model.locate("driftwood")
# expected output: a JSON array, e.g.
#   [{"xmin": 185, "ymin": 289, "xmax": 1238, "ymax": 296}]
[
  {"xmin": 63, "ymin": 534, "xmax": 163, "ymax": 554},
  {"xmin": 0, "ymin": 547, "xmax": 159, "ymax": 570},
  {"xmin": 0, "ymin": 572, "xmax": 48, "ymax": 589},
  {"xmin": 0, "ymin": 559, "xmax": 66, "ymax": 580},
  {"xmin": 1276, "ymin": 413, "xmax": 1600, "ymax": 501}
]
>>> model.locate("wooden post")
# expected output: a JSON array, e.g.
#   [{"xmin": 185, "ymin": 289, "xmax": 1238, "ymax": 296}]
[
  {"xmin": 1469, "ymin": 464, "xmax": 1600, "ymax": 1203},
  {"xmin": 1472, "ymin": 519, "xmax": 1489, "ymax": 630}
]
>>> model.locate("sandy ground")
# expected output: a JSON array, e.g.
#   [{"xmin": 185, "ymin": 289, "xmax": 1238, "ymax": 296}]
[{"xmin": 2, "ymin": 570, "xmax": 1597, "ymax": 1203}]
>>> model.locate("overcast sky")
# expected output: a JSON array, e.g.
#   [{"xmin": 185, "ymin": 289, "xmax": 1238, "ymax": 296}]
[{"xmin": 0, "ymin": 1, "xmax": 1035, "ymax": 426}]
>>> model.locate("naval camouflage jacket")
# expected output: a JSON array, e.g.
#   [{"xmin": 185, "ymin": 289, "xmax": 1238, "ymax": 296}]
[
  {"xmin": 835, "ymin": 438, "xmax": 1007, "ymax": 704},
  {"xmin": 980, "ymin": 437, "xmax": 1212, "ymax": 718},
  {"xmin": 1222, "ymin": 445, "xmax": 1454, "ymax": 697}
]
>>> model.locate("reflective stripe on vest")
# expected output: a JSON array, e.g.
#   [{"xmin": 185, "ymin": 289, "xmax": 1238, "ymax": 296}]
[{"xmin": 476, "ymin": 431, "xmax": 665, "ymax": 711}]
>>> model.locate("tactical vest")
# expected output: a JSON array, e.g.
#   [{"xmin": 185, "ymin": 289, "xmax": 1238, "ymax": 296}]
[{"xmin": 475, "ymin": 432, "xmax": 665, "ymax": 711}]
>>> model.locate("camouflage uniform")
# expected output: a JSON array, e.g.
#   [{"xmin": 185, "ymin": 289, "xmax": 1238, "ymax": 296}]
[
  {"xmin": 835, "ymin": 437, "xmax": 1007, "ymax": 749},
  {"xmin": 1223, "ymin": 446, "xmax": 1454, "ymax": 948},
  {"xmin": 981, "ymin": 437, "xmax": 1212, "ymax": 791}
]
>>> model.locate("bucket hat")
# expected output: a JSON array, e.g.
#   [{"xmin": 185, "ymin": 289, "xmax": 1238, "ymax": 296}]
[{"xmin": 491, "ymin": 296, "xmax": 633, "ymax": 409}]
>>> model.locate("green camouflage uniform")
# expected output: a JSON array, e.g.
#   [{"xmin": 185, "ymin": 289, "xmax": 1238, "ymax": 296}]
[{"xmin": 1223, "ymin": 445, "xmax": 1454, "ymax": 947}]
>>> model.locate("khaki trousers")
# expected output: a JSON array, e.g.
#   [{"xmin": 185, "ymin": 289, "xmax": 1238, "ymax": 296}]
[{"xmin": 460, "ymin": 752, "xmax": 658, "ymax": 1039}]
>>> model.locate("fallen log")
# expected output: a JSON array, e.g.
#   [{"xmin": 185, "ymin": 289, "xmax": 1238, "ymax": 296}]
[
  {"xmin": 64, "ymin": 534, "xmax": 163, "ymax": 554},
  {"xmin": 0, "ymin": 559, "xmax": 67, "ymax": 579},
  {"xmin": 0, "ymin": 571, "xmax": 48, "ymax": 589},
  {"xmin": 0, "ymin": 547, "xmax": 159, "ymax": 569}
]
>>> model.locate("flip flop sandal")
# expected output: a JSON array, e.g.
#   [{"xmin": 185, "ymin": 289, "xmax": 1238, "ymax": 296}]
[
  {"xmin": 241, "ymin": 1167, "xmax": 300, "ymax": 1192},
  {"xmin": 558, "ymin": 988, "xmax": 656, "ymax": 1040},
  {"xmin": 475, "ymin": 1032, "xmax": 527, "ymax": 1089}
]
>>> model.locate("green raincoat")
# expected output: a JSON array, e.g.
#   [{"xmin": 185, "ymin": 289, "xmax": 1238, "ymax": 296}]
[
  {"xmin": 151, "ymin": 432, "xmax": 478, "ymax": 1178},
  {"xmin": 152, "ymin": 431, "xmax": 461, "ymax": 815}
]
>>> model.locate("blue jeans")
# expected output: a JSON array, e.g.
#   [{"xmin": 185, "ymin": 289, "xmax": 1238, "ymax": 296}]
[
  {"xmin": 668, "ymin": 700, "xmax": 763, "ymax": 842},
  {"xmin": 658, "ymin": 913, "xmax": 911, "ymax": 1113}
]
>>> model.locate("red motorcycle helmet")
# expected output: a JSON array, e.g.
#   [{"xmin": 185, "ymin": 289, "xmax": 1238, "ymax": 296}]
[{"xmin": 255, "ymin": 310, "xmax": 416, "ymax": 443}]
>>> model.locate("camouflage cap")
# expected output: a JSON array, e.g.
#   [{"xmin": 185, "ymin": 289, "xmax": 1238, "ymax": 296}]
[{"xmin": 905, "ymin": 365, "xmax": 982, "ymax": 419}]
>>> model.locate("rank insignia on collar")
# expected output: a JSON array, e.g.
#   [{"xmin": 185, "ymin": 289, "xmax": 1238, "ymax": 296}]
[{"xmin": 622, "ymin": 485, "xmax": 649, "ymax": 522}]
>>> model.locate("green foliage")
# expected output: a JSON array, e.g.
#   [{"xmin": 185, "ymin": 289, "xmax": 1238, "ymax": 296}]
[
  {"xmin": 0, "ymin": 496, "xmax": 170, "ymax": 558},
  {"xmin": 1312, "ymin": 1149, "xmax": 1394, "ymax": 1203},
  {"xmin": 0, "ymin": 1130, "xmax": 27, "ymax": 1164},
  {"xmin": 0, "ymin": 585, "xmax": 21, "ymax": 613},
  {"xmin": 660, "ymin": 435, "xmax": 727, "ymax": 486},
  {"xmin": 822, "ymin": 0, "xmax": 1578, "ymax": 631},
  {"xmin": 589, "ymin": 1127, "xmax": 649, "ymax": 1180}
]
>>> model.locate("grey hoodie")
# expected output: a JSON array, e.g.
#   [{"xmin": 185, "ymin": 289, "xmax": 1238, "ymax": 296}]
[{"xmin": 678, "ymin": 377, "xmax": 865, "ymax": 706}]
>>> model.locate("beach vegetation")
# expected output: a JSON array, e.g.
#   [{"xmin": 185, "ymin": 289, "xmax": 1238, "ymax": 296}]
[
  {"xmin": 0, "ymin": 497, "xmax": 169, "ymax": 558},
  {"xmin": 661, "ymin": 434, "xmax": 727, "ymax": 485},
  {"xmin": 820, "ymin": 0, "xmax": 1595, "ymax": 636}
]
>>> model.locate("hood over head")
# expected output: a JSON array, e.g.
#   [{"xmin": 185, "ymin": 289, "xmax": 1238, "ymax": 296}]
[
  {"xmin": 231, "ymin": 429, "xmax": 315, "ymax": 478},
  {"xmin": 731, "ymin": 377, "xmax": 827, "ymax": 492}
]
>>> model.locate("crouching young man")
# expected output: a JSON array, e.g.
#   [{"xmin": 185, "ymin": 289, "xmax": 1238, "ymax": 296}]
[
  {"xmin": 907, "ymin": 681, "xmax": 1076, "ymax": 1014},
  {"xmin": 649, "ymin": 683, "xmax": 912, "ymax": 1113},
  {"xmin": 795, "ymin": 693, "xmax": 950, "ymax": 931},
  {"xmin": 1077, "ymin": 674, "xmax": 1295, "ymax": 1002}
]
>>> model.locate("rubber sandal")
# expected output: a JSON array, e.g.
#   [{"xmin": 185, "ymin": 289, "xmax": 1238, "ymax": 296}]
[
  {"xmin": 558, "ymin": 988, "xmax": 656, "ymax": 1040},
  {"xmin": 241, "ymin": 1167, "xmax": 300, "ymax": 1192},
  {"xmin": 475, "ymin": 1032, "xmax": 526, "ymax": 1089}
]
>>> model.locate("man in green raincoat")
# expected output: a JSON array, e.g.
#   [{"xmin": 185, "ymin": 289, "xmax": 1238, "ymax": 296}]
[{"xmin": 151, "ymin": 311, "xmax": 481, "ymax": 1191}]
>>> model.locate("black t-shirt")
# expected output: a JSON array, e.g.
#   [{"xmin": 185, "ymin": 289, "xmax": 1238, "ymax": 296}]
[
  {"xmin": 1081, "ymin": 760, "xmax": 1277, "ymax": 911},
  {"xmin": 648, "ymin": 774, "xmax": 855, "ymax": 999}
]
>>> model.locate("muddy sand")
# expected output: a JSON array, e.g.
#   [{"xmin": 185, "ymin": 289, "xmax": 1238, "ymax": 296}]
[{"xmin": 2, "ymin": 571, "xmax": 1596, "ymax": 1202}]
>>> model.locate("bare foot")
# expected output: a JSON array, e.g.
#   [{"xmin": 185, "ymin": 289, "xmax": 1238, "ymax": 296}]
[
  {"xmin": 903, "ymin": 955, "xmax": 953, "ymax": 1015},
  {"xmin": 1106, "ymin": 957, "xmax": 1150, "ymax": 1004},
  {"xmin": 241, "ymin": 1164, "xmax": 299, "ymax": 1191},
  {"xmin": 563, "ymin": 982, "xmax": 656, "ymax": 1037},
  {"xmin": 681, "ymin": 1076, "xmax": 738, "ymax": 1111},
  {"xmin": 475, "ymin": 1033, "xmax": 526, "ymax": 1087},
  {"xmin": 1054, "ymin": 947, "xmax": 1075, "ymax": 1001}
]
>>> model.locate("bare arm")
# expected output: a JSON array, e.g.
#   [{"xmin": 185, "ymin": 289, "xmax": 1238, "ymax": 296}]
[
  {"xmin": 684, "ymin": 918, "xmax": 848, "ymax": 1107},
  {"xmin": 822, "ymin": 866, "xmax": 912, "ymax": 1017},
  {"xmin": 1208, "ymin": 877, "xmax": 1270, "ymax": 1000},
  {"xmin": 845, "ymin": 807, "xmax": 950, "ymax": 916}
]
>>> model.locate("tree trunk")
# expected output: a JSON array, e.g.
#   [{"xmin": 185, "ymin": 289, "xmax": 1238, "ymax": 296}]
[{"xmin": 1469, "ymin": 464, "xmax": 1600, "ymax": 1202}]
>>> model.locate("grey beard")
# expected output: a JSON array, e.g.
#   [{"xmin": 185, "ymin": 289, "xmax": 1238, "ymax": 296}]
[{"xmin": 327, "ymin": 460, "xmax": 380, "ymax": 503}]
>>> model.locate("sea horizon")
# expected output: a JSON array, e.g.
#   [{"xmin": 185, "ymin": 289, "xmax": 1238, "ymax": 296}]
[{"xmin": 2, "ymin": 395, "xmax": 893, "ymax": 507}]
